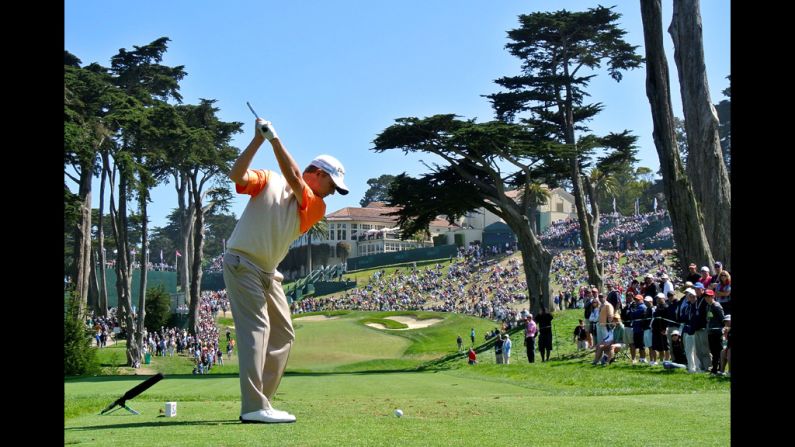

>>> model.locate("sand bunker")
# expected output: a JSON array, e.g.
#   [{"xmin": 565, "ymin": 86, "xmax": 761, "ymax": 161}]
[
  {"xmin": 367, "ymin": 316, "xmax": 443, "ymax": 330},
  {"xmin": 295, "ymin": 315, "xmax": 340, "ymax": 321}
]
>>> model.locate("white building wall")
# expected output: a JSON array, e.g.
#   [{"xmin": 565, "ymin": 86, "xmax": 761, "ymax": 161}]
[{"xmin": 461, "ymin": 209, "xmax": 501, "ymax": 230}]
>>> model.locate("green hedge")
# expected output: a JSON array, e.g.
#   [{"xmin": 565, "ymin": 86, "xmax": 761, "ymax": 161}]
[
  {"xmin": 346, "ymin": 244, "xmax": 458, "ymax": 271},
  {"xmin": 103, "ymin": 270, "xmax": 228, "ymax": 307}
]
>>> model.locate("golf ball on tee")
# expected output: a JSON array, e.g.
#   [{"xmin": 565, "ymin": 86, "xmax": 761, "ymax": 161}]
[{"xmin": 394, "ymin": 409, "xmax": 403, "ymax": 417}]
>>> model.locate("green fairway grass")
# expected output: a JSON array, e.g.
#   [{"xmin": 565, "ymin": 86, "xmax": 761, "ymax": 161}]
[
  {"xmin": 289, "ymin": 315, "xmax": 412, "ymax": 370},
  {"xmin": 65, "ymin": 369, "xmax": 728, "ymax": 446}
]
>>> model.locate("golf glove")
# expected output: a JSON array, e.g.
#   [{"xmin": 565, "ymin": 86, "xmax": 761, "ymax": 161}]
[{"xmin": 257, "ymin": 119, "xmax": 278, "ymax": 141}]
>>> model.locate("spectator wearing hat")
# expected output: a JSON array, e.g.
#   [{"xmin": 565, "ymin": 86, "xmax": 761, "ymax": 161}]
[
  {"xmin": 630, "ymin": 294, "xmax": 648, "ymax": 364},
  {"xmin": 685, "ymin": 263, "xmax": 701, "ymax": 284},
  {"xmin": 709, "ymin": 262, "xmax": 725, "ymax": 289},
  {"xmin": 713, "ymin": 270, "xmax": 731, "ymax": 316},
  {"xmin": 650, "ymin": 293, "xmax": 670, "ymax": 364},
  {"xmin": 604, "ymin": 314, "xmax": 626, "ymax": 364},
  {"xmin": 664, "ymin": 291, "xmax": 682, "ymax": 359},
  {"xmin": 626, "ymin": 279, "xmax": 641, "ymax": 299},
  {"xmin": 692, "ymin": 283, "xmax": 712, "ymax": 372},
  {"xmin": 676, "ymin": 282, "xmax": 694, "ymax": 328},
  {"xmin": 536, "ymin": 307, "xmax": 554, "ymax": 362},
  {"xmin": 669, "ymin": 329, "xmax": 687, "ymax": 365},
  {"xmin": 587, "ymin": 298, "xmax": 600, "ymax": 348},
  {"xmin": 703, "ymin": 290, "xmax": 725, "ymax": 375},
  {"xmin": 659, "ymin": 274, "xmax": 674, "ymax": 297},
  {"xmin": 606, "ymin": 283, "xmax": 622, "ymax": 314},
  {"xmin": 621, "ymin": 291, "xmax": 635, "ymax": 348},
  {"xmin": 642, "ymin": 296, "xmax": 655, "ymax": 354},
  {"xmin": 493, "ymin": 332, "xmax": 504, "ymax": 364},
  {"xmin": 524, "ymin": 314, "xmax": 538, "ymax": 363},
  {"xmin": 641, "ymin": 274, "xmax": 658, "ymax": 301},
  {"xmin": 698, "ymin": 266, "xmax": 713, "ymax": 289},
  {"xmin": 681, "ymin": 289, "xmax": 700, "ymax": 372},
  {"xmin": 502, "ymin": 333, "xmax": 512, "ymax": 364}
]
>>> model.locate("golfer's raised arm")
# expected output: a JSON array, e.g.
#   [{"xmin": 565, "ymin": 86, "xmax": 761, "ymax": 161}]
[
  {"xmin": 229, "ymin": 122, "xmax": 266, "ymax": 187},
  {"xmin": 269, "ymin": 137, "xmax": 306, "ymax": 206},
  {"xmin": 231, "ymin": 118, "xmax": 306, "ymax": 204}
]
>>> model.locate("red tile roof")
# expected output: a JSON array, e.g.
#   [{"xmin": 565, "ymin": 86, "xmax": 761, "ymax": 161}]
[
  {"xmin": 326, "ymin": 204, "xmax": 460, "ymax": 229},
  {"xmin": 326, "ymin": 206, "xmax": 401, "ymax": 223}
]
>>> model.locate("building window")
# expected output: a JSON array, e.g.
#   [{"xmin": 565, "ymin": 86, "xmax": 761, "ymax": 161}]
[{"xmin": 556, "ymin": 200, "xmax": 564, "ymax": 212}]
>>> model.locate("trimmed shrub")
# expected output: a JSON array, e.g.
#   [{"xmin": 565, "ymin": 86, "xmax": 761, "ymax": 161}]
[
  {"xmin": 64, "ymin": 295, "xmax": 100, "ymax": 376},
  {"xmin": 144, "ymin": 284, "xmax": 172, "ymax": 331}
]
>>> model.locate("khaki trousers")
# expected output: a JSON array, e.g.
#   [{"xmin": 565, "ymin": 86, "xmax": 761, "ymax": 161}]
[{"xmin": 223, "ymin": 252, "xmax": 295, "ymax": 414}]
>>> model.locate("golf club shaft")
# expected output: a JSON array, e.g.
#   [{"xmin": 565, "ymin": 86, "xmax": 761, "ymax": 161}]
[{"xmin": 246, "ymin": 101, "xmax": 260, "ymax": 119}]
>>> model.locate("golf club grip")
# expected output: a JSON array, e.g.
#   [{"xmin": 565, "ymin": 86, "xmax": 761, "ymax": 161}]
[{"xmin": 121, "ymin": 372, "xmax": 164, "ymax": 401}]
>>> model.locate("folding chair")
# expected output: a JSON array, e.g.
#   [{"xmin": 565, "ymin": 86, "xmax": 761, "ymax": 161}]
[{"xmin": 613, "ymin": 343, "xmax": 631, "ymax": 363}]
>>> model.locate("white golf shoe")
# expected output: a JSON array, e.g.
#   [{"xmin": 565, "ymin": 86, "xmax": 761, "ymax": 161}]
[
  {"xmin": 239, "ymin": 408, "xmax": 296, "ymax": 424},
  {"xmin": 271, "ymin": 407, "xmax": 296, "ymax": 420}
]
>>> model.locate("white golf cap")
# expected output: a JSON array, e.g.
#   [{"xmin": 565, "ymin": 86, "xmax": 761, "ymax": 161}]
[{"xmin": 309, "ymin": 154, "xmax": 349, "ymax": 195}]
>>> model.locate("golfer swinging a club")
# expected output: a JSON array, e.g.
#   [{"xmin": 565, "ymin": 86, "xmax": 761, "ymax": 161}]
[{"xmin": 224, "ymin": 111, "xmax": 348, "ymax": 423}]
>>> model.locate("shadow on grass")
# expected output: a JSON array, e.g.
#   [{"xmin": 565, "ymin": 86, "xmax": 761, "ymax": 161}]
[{"xmin": 66, "ymin": 419, "xmax": 240, "ymax": 431}]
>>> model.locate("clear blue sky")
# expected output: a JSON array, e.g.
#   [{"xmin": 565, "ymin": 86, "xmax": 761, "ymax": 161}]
[{"xmin": 65, "ymin": 0, "xmax": 730, "ymax": 230}]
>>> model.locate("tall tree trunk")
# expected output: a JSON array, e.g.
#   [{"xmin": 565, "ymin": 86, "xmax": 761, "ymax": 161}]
[
  {"xmin": 98, "ymin": 151, "xmax": 110, "ymax": 318},
  {"xmin": 180, "ymin": 217, "xmax": 191, "ymax": 293},
  {"xmin": 176, "ymin": 172, "xmax": 193, "ymax": 295},
  {"xmin": 669, "ymin": 0, "xmax": 731, "ymax": 269},
  {"xmin": 528, "ymin": 205, "xmax": 539, "ymax": 234},
  {"xmin": 186, "ymin": 216, "xmax": 195, "ymax": 327},
  {"xmin": 188, "ymin": 187, "xmax": 206, "ymax": 335},
  {"xmin": 88, "ymin": 249, "xmax": 100, "ymax": 314},
  {"xmin": 570, "ymin": 160, "xmax": 603, "ymax": 290},
  {"xmin": 560, "ymin": 64, "xmax": 602, "ymax": 290},
  {"xmin": 640, "ymin": 0, "xmax": 713, "ymax": 272},
  {"xmin": 110, "ymin": 164, "xmax": 140, "ymax": 367},
  {"xmin": 583, "ymin": 179, "xmax": 605, "ymax": 280},
  {"xmin": 507, "ymin": 215, "xmax": 553, "ymax": 314},
  {"xmin": 136, "ymin": 194, "xmax": 149, "ymax": 357},
  {"xmin": 73, "ymin": 164, "xmax": 93, "ymax": 316}
]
